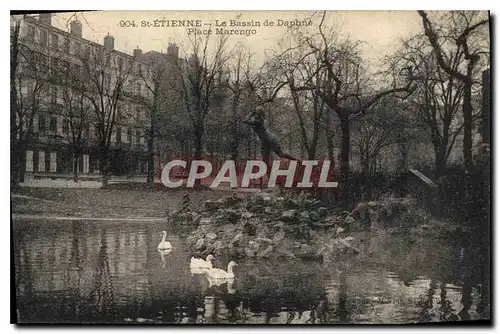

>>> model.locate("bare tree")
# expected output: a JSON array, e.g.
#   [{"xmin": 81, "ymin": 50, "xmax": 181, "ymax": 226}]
[
  {"xmin": 79, "ymin": 45, "xmax": 133, "ymax": 187},
  {"xmin": 418, "ymin": 10, "xmax": 490, "ymax": 173},
  {"xmin": 223, "ymin": 45, "xmax": 254, "ymax": 162},
  {"xmin": 11, "ymin": 15, "xmax": 52, "ymax": 185},
  {"xmin": 130, "ymin": 54, "xmax": 171, "ymax": 184},
  {"xmin": 176, "ymin": 33, "xmax": 231, "ymax": 163},
  {"xmin": 352, "ymin": 98, "xmax": 410, "ymax": 176},
  {"xmin": 399, "ymin": 35, "xmax": 472, "ymax": 178},
  {"xmin": 11, "ymin": 16, "xmax": 23, "ymax": 187},
  {"xmin": 58, "ymin": 63, "xmax": 92, "ymax": 182},
  {"xmin": 284, "ymin": 44, "xmax": 326, "ymax": 160},
  {"xmin": 290, "ymin": 11, "xmax": 415, "ymax": 186}
]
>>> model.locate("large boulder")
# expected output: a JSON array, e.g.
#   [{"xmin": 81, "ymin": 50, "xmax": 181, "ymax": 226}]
[
  {"xmin": 231, "ymin": 231, "xmax": 244, "ymax": 245},
  {"xmin": 281, "ymin": 209, "xmax": 297, "ymax": 221},
  {"xmin": 296, "ymin": 243, "xmax": 317, "ymax": 259},
  {"xmin": 257, "ymin": 245, "xmax": 273, "ymax": 258},
  {"xmin": 206, "ymin": 232, "xmax": 217, "ymax": 242},
  {"xmin": 204, "ymin": 199, "xmax": 222, "ymax": 212}
]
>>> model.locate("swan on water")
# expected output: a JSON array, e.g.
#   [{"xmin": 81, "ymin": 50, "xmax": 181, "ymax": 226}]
[
  {"xmin": 157, "ymin": 231, "xmax": 172, "ymax": 250},
  {"xmin": 207, "ymin": 276, "xmax": 236, "ymax": 294},
  {"xmin": 190, "ymin": 255, "xmax": 215, "ymax": 275},
  {"xmin": 190, "ymin": 254, "xmax": 215, "ymax": 269},
  {"xmin": 207, "ymin": 261, "xmax": 238, "ymax": 279}
]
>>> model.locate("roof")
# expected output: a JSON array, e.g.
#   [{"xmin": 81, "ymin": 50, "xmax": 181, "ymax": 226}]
[{"xmin": 23, "ymin": 15, "xmax": 149, "ymax": 65}]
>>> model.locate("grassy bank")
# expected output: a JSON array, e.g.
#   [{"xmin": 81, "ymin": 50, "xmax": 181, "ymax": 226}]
[{"xmin": 11, "ymin": 187, "xmax": 226, "ymax": 218}]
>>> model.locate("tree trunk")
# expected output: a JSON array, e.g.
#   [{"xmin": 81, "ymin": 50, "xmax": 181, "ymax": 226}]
[
  {"xmin": 325, "ymin": 110, "xmax": 335, "ymax": 164},
  {"xmin": 434, "ymin": 144, "xmax": 447, "ymax": 179},
  {"xmin": 339, "ymin": 113, "xmax": 350, "ymax": 181},
  {"xmin": 73, "ymin": 153, "xmax": 80, "ymax": 182},
  {"xmin": 309, "ymin": 130, "xmax": 319, "ymax": 160},
  {"xmin": 147, "ymin": 128, "xmax": 155, "ymax": 184},
  {"xmin": 99, "ymin": 147, "xmax": 109, "ymax": 188},
  {"xmin": 361, "ymin": 153, "xmax": 370, "ymax": 177},
  {"xmin": 399, "ymin": 144, "xmax": 409, "ymax": 173},
  {"xmin": 11, "ymin": 22, "xmax": 20, "ymax": 188},
  {"xmin": 230, "ymin": 137, "xmax": 239, "ymax": 162},
  {"xmin": 14, "ymin": 140, "xmax": 28, "ymax": 185},
  {"xmin": 193, "ymin": 124, "xmax": 204, "ymax": 160},
  {"xmin": 463, "ymin": 80, "xmax": 474, "ymax": 172},
  {"xmin": 148, "ymin": 83, "xmax": 159, "ymax": 185},
  {"xmin": 193, "ymin": 122, "xmax": 204, "ymax": 186}
]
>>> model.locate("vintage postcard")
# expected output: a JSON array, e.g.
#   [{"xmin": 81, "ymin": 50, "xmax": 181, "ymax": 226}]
[{"xmin": 10, "ymin": 10, "xmax": 491, "ymax": 325}]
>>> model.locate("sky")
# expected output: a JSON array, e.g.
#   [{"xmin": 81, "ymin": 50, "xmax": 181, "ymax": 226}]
[{"xmin": 47, "ymin": 10, "xmax": 424, "ymax": 68}]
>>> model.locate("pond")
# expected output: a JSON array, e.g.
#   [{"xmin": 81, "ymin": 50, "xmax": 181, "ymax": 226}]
[{"xmin": 13, "ymin": 219, "xmax": 490, "ymax": 324}]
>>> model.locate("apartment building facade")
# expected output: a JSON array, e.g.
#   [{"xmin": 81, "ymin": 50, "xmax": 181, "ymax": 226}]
[{"xmin": 15, "ymin": 14, "xmax": 152, "ymax": 178}]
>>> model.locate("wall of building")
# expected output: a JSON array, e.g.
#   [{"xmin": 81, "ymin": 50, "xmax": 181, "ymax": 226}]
[{"xmin": 17, "ymin": 15, "xmax": 152, "ymax": 178}]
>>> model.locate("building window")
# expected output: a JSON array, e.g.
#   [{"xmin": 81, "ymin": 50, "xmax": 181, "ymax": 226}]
[
  {"xmin": 135, "ymin": 130, "xmax": 141, "ymax": 146},
  {"xmin": 116, "ymin": 127, "xmax": 121, "ymax": 144},
  {"xmin": 127, "ymin": 128, "xmax": 133, "ymax": 143},
  {"xmin": 40, "ymin": 29, "xmax": 48, "ymax": 46},
  {"xmin": 74, "ymin": 42, "xmax": 81, "ymax": 55},
  {"xmin": 50, "ymin": 58, "xmax": 59, "ymax": 75},
  {"xmin": 38, "ymin": 115, "xmax": 46, "ymax": 132},
  {"xmin": 76, "ymin": 64, "xmax": 82, "ymax": 77},
  {"xmin": 27, "ymin": 25, "xmax": 35, "ymax": 40},
  {"xmin": 62, "ymin": 37, "xmax": 69, "ymax": 53},
  {"xmin": 51, "ymin": 86, "xmax": 58, "ymax": 104},
  {"xmin": 62, "ymin": 119, "xmax": 69, "ymax": 135},
  {"xmin": 136, "ymin": 82, "xmax": 141, "ymax": 95},
  {"xmin": 37, "ymin": 54, "xmax": 48, "ymax": 70},
  {"xmin": 117, "ymin": 57, "xmax": 123, "ymax": 69},
  {"xmin": 51, "ymin": 33, "xmax": 58, "ymax": 49},
  {"xmin": 136, "ymin": 106, "xmax": 141, "ymax": 122},
  {"xmin": 49, "ymin": 116, "xmax": 57, "ymax": 132}
]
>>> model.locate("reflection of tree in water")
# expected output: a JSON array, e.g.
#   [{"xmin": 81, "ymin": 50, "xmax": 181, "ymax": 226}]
[
  {"xmin": 439, "ymin": 281, "xmax": 459, "ymax": 321},
  {"xmin": 89, "ymin": 229, "xmax": 115, "ymax": 318},
  {"xmin": 416, "ymin": 279, "xmax": 436, "ymax": 323},
  {"xmin": 66, "ymin": 222, "xmax": 84, "ymax": 320},
  {"xmin": 15, "ymin": 232, "xmax": 34, "ymax": 321},
  {"xmin": 336, "ymin": 267, "xmax": 350, "ymax": 323},
  {"xmin": 476, "ymin": 236, "xmax": 490, "ymax": 319},
  {"xmin": 234, "ymin": 268, "xmax": 326, "ymax": 324}
]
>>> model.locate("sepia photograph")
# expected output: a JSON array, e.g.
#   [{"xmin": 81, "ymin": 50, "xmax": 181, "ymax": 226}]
[{"xmin": 10, "ymin": 9, "xmax": 491, "ymax": 325}]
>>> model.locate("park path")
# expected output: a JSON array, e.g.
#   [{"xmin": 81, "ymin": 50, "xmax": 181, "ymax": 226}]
[
  {"xmin": 12, "ymin": 214, "xmax": 168, "ymax": 222},
  {"xmin": 11, "ymin": 186, "xmax": 262, "ymax": 221}
]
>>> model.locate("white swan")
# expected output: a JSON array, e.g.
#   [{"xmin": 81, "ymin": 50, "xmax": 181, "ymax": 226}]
[
  {"xmin": 190, "ymin": 254, "xmax": 215, "ymax": 269},
  {"xmin": 207, "ymin": 276, "xmax": 236, "ymax": 294},
  {"xmin": 207, "ymin": 261, "xmax": 238, "ymax": 279},
  {"xmin": 158, "ymin": 249, "xmax": 171, "ymax": 268},
  {"xmin": 157, "ymin": 231, "xmax": 172, "ymax": 250}
]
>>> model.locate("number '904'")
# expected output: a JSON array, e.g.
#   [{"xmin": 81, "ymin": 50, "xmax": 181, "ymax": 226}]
[{"xmin": 119, "ymin": 20, "xmax": 136, "ymax": 27}]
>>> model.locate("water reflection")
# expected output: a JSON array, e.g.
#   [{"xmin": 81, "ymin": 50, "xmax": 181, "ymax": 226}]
[{"xmin": 13, "ymin": 220, "xmax": 490, "ymax": 324}]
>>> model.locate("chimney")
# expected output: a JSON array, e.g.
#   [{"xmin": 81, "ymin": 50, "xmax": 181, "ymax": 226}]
[
  {"xmin": 104, "ymin": 33, "xmax": 114, "ymax": 51},
  {"xmin": 39, "ymin": 13, "xmax": 52, "ymax": 26},
  {"xmin": 167, "ymin": 43, "xmax": 179, "ymax": 58},
  {"xmin": 133, "ymin": 46, "xmax": 143, "ymax": 59},
  {"xmin": 70, "ymin": 17, "xmax": 82, "ymax": 38}
]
